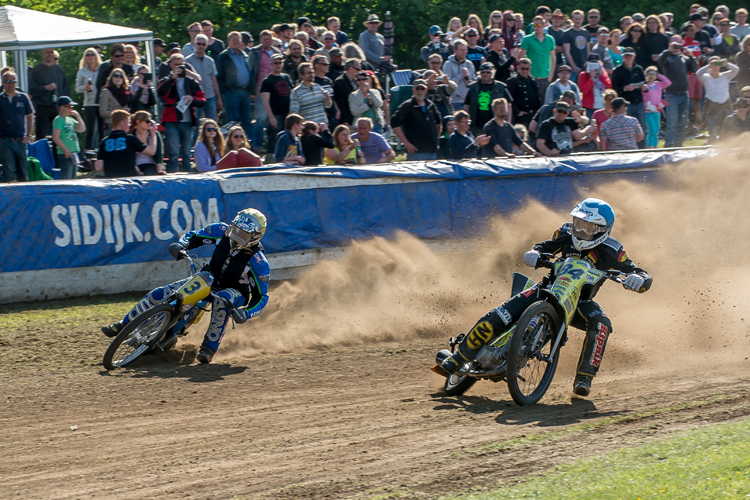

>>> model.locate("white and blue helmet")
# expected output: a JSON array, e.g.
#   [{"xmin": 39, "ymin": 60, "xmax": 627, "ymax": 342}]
[
  {"xmin": 569, "ymin": 198, "xmax": 615, "ymax": 251},
  {"xmin": 227, "ymin": 208, "xmax": 267, "ymax": 250}
]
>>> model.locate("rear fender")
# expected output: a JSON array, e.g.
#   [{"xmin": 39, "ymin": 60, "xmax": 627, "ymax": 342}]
[{"xmin": 511, "ymin": 272, "xmax": 536, "ymax": 297}]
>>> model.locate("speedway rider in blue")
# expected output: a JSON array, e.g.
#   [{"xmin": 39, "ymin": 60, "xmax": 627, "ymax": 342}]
[
  {"xmin": 102, "ymin": 208, "xmax": 271, "ymax": 364},
  {"xmin": 442, "ymin": 198, "xmax": 652, "ymax": 396}
]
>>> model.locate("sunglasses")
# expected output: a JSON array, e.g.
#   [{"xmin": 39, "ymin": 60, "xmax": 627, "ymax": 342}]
[
  {"xmin": 86, "ymin": 53, "xmax": 96, "ymax": 56},
  {"xmin": 631, "ymin": 29, "xmax": 642, "ymax": 32},
  {"xmin": 480, "ymin": 70, "xmax": 492, "ymax": 74},
  {"xmin": 589, "ymin": 15, "xmax": 600, "ymax": 18},
  {"xmin": 517, "ymin": 66, "xmax": 530, "ymax": 70},
  {"xmin": 316, "ymin": 61, "xmax": 330, "ymax": 65},
  {"xmin": 555, "ymin": 109, "xmax": 569, "ymax": 113},
  {"xmin": 272, "ymin": 61, "xmax": 284, "ymax": 64},
  {"xmin": 429, "ymin": 60, "xmax": 442, "ymax": 64},
  {"xmin": 533, "ymin": 23, "xmax": 544, "ymax": 27},
  {"xmin": 113, "ymin": 54, "xmax": 124, "ymax": 58},
  {"xmin": 195, "ymin": 42, "xmax": 206, "ymax": 46},
  {"xmin": 205, "ymin": 127, "xmax": 218, "ymax": 132},
  {"xmin": 324, "ymin": 37, "xmax": 335, "ymax": 40},
  {"xmin": 466, "ymin": 33, "xmax": 478, "ymax": 37},
  {"xmin": 493, "ymin": 14, "xmax": 502, "ymax": 18},
  {"xmin": 112, "ymin": 74, "xmax": 124, "ymax": 78},
  {"xmin": 3, "ymin": 79, "xmax": 16, "ymax": 83},
  {"xmin": 232, "ymin": 135, "xmax": 243, "ymax": 139}
]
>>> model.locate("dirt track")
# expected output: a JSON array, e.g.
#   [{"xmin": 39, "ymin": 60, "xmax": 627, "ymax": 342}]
[
  {"xmin": 2, "ymin": 338, "xmax": 749, "ymax": 500},
  {"xmin": 4, "ymin": 146, "xmax": 750, "ymax": 498}
]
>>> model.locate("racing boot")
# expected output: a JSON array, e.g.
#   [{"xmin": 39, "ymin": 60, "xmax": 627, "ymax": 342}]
[
  {"xmin": 101, "ymin": 321, "xmax": 124, "ymax": 338},
  {"xmin": 573, "ymin": 375, "xmax": 593, "ymax": 396},
  {"xmin": 441, "ymin": 320, "xmax": 495, "ymax": 374},
  {"xmin": 196, "ymin": 346, "xmax": 216, "ymax": 364}
]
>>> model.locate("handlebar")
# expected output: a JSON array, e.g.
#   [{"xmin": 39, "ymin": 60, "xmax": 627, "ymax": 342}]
[{"xmin": 536, "ymin": 252, "xmax": 626, "ymax": 284}]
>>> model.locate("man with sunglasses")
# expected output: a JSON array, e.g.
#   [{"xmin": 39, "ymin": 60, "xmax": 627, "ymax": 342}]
[
  {"xmin": 95, "ymin": 43, "xmax": 135, "ymax": 104},
  {"xmin": 312, "ymin": 55, "xmax": 338, "ymax": 127},
  {"xmin": 315, "ymin": 31, "xmax": 338, "ymax": 59},
  {"xmin": 186, "ymin": 34, "xmax": 222, "ymax": 122},
  {"xmin": 0, "ymin": 71, "xmax": 34, "ymax": 182},
  {"xmin": 505, "ymin": 57, "xmax": 541, "ymax": 128},
  {"xmin": 421, "ymin": 25, "xmax": 453, "ymax": 64},
  {"xmin": 463, "ymin": 29, "xmax": 487, "ymax": 72},
  {"xmin": 583, "ymin": 9, "xmax": 606, "ymax": 45},
  {"xmin": 563, "ymin": 10, "xmax": 591, "ymax": 82},
  {"xmin": 29, "ymin": 48, "xmax": 71, "ymax": 138},
  {"xmin": 535, "ymin": 100, "xmax": 590, "ymax": 156},
  {"xmin": 261, "ymin": 53, "xmax": 294, "ymax": 151},
  {"xmin": 463, "ymin": 62, "xmax": 512, "ymax": 135},
  {"xmin": 520, "ymin": 16, "xmax": 556, "ymax": 101}
]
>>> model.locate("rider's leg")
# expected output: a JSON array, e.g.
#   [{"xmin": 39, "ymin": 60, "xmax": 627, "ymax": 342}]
[
  {"xmin": 197, "ymin": 288, "xmax": 245, "ymax": 364},
  {"xmin": 570, "ymin": 300, "xmax": 613, "ymax": 395},
  {"xmin": 102, "ymin": 278, "xmax": 189, "ymax": 337},
  {"xmin": 442, "ymin": 290, "xmax": 538, "ymax": 373}
]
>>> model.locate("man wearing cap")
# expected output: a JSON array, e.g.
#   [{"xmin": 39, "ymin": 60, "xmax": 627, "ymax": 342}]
[
  {"xmin": 391, "ymin": 79, "xmax": 442, "ymax": 161},
  {"xmin": 529, "ymin": 89, "xmax": 583, "ymax": 136},
  {"xmin": 217, "ymin": 31, "xmax": 255, "ymax": 138},
  {"xmin": 261, "ymin": 53, "xmax": 294, "ymax": 151},
  {"xmin": 599, "ymin": 96, "xmax": 644, "ymax": 150},
  {"xmin": 327, "ymin": 48, "xmax": 345, "ymax": 80},
  {"xmin": 658, "ymin": 40, "xmax": 698, "ymax": 146},
  {"xmin": 158, "ymin": 43, "xmax": 194, "ymax": 80},
  {"xmin": 535, "ymin": 100, "xmax": 590, "ymax": 156},
  {"xmin": 464, "ymin": 62, "xmax": 512, "ymax": 135},
  {"xmin": 298, "ymin": 18, "xmax": 323, "ymax": 50},
  {"xmin": 277, "ymin": 24, "xmax": 295, "ymax": 52},
  {"xmin": 485, "ymin": 34, "xmax": 520, "ymax": 82},
  {"xmin": 545, "ymin": 64, "xmax": 581, "ymax": 104},
  {"xmin": 720, "ymin": 94, "xmax": 750, "ymax": 137},
  {"xmin": 421, "ymin": 25, "xmax": 453, "ymax": 63},
  {"xmin": 0, "ymin": 70, "xmax": 34, "ymax": 182},
  {"xmin": 520, "ymin": 15, "xmax": 556, "ymax": 102},
  {"xmin": 612, "ymin": 46, "xmax": 647, "ymax": 136},
  {"xmin": 464, "ymin": 28, "xmax": 487, "ymax": 71},
  {"xmin": 548, "ymin": 9, "xmax": 567, "ymax": 72},
  {"xmin": 51, "ymin": 96, "xmax": 85, "ymax": 179},
  {"xmin": 29, "ymin": 47, "xmax": 72, "ymax": 138},
  {"xmin": 152, "ymin": 38, "xmax": 167, "ymax": 67},
  {"xmin": 359, "ymin": 14, "xmax": 388, "ymax": 70},
  {"xmin": 505, "ymin": 57, "xmax": 541, "ymax": 128},
  {"xmin": 591, "ymin": 28, "xmax": 615, "ymax": 72},
  {"xmin": 683, "ymin": 13, "xmax": 714, "ymax": 55}
]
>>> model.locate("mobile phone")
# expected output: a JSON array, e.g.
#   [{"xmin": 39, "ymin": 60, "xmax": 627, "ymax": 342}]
[
  {"xmin": 143, "ymin": 73, "xmax": 153, "ymax": 83},
  {"xmin": 586, "ymin": 62, "xmax": 599, "ymax": 72}
]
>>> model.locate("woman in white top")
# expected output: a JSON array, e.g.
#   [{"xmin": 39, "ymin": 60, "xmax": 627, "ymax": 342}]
[
  {"xmin": 348, "ymin": 71, "xmax": 385, "ymax": 133},
  {"xmin": 697, "ymin": 56, "xmax": 740, "ymax": 142},
  {"xmin": 75, "ymin": 47, "xmax": 102, "ymax": 149}
]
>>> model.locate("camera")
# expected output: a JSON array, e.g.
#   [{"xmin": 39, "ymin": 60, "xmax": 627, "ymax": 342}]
[{"xmin": 176, "ymin": 65, "xmax": 186, "ymax": 77}]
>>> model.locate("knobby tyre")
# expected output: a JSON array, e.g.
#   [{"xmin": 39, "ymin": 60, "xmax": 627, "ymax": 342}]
[
  {"xmin": 102, "ymin": 304, "xmax": 174, "ymax": 370},
  {"xmin": 444, "ymin": 370, "xmax": 477, "ymax": 396},
  {"xmin": 506, "ymin": 301, "xmax": 561, "ymax": 406}
]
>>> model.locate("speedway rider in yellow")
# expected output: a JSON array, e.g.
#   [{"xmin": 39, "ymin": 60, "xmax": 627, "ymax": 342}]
[
  {"xmin": 102, "ymin": 208, "xmax": 270, "ymax": 364},
  {"xmin": 442, "ymin": 198, "xmax": 652, "ymax": 396}
]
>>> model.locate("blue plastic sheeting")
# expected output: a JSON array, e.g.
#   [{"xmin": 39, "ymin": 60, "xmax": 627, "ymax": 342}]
[{"xmin": 0, "ymin": 149, "xmax": 707, "ymax": 274}]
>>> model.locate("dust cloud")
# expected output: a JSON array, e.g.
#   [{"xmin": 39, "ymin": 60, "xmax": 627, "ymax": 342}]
[{"xmin": 215, "ymin": 141, "xmax": 750, "ymax": 374}]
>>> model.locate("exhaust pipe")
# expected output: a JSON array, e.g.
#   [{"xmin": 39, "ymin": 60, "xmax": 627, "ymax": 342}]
[{"xmin": 431, "ymin": 349, "xmax": 453, "ymax": 378}]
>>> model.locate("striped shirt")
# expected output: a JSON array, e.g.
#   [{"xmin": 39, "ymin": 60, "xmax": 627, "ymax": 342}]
[{"xmin": 289, "ymin": 82, "xmax": 328, "ymax": 124}]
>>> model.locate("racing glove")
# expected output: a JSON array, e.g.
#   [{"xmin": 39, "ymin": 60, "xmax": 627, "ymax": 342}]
[
  {"xmin": 623, "ymin": 274, "xmax": 645, "ymax": 292},
  {"xmin": 168, "ymin": 242, "xmax": 186, "ymax": 260},
  {"xmin": 523, "ymin": 250, "xmax": 540, "ymax": 268}
]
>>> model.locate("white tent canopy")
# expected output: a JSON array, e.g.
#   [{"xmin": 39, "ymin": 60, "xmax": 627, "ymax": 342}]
[{"xmin": 0, "ymin": 5, "xmax": 153, "ymax": 97}]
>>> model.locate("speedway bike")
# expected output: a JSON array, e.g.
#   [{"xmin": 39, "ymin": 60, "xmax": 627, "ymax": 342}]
[
  {"xmin": 432, "ymin": 253, "xmax": 624, "ymax": 406},
  {"xmin": 102, "ymin": 251, "xmax": 235, "ymax": 370}
]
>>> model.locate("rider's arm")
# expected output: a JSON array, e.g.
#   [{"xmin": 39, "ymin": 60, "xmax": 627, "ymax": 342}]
[
  {"xmin": 607, "ymin": 250, "xmax": 652, "ymax": 292},
  {"xmin": 178, "ymin": 222, "xmax": 229, "ymax": 249},
  {"xmin": 532, "ymin": 223, "xmax": 572, "ymax": 255},
  {"xmin": 237, "ymin": 254, "xmax": 271, "ymax": 320}
]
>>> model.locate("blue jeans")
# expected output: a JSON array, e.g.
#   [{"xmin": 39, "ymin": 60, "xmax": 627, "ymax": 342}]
[
  {"xmin": 252, "ymin": 95, "xmax": 269, "ymax": 149},
  {"xmin": 0, "ymin": 137, "xmax": 28, "ymax": 182},
  {"xmin": 197, "ymin": 96, "xmax": 218, "ymax": 121},
  {"xmin": 57, "ymin": 153, "xmax": 77, "ymax": 179},
  {"xmin": 164, "ymin": 122, "xmax": 193, "ymax": 173},
  {"xmin": 664, "ymin": 93, "xmax": 689, "ymax": 147},
  {"xmin": 223, "ymin": 89, "xmax": 253, "ymax": 140},
  {"xmin": 406, "ymin": 151, "xmax": 437, "ymax": 161}
]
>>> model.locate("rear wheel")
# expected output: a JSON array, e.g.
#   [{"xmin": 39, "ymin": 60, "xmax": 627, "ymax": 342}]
[
  {"xmin": 103, "ymin": 304, "xmax": 174, "ymax": 370},
  {"xmin": 506, "ymin": 301, "xmax": 561, "ymax": 406},
  {"xmin": 444, "ymin": 371, "xmax": 477, "ymax": 396}
]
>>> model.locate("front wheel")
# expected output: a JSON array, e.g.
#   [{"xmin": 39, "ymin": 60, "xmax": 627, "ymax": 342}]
[
  {"xmin": 103, "ymin": 304, "xmax": 174, "ymax": 370},
  {"xmin": 506, "ymin": 301, "xmax": 561, "ymax": 406}
]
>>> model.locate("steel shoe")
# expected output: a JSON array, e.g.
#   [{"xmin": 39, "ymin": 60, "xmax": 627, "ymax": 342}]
[
  {"xmin": 196, "ymin": 346, "xmax": 216, "ymax": 364},
  {"xmin": 573, "ymin": 375, "xmax": 593, "ymax": 396},
  {"xmin": 102, "ymin": 321, "xmax": 124, "ymax": 338}
]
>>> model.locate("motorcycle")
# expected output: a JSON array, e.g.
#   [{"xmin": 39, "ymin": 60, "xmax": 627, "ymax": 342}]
[
  {"xmin": 103, "ymin": 251, "xmax": 234, "ymax": 370},
  {"xmin": 432, "ymin": 253, "xmax": 625, "ymax": 406}
]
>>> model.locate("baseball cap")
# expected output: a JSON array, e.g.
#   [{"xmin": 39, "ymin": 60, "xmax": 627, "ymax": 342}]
[
  {"xmin": 554, "ymin": 101, "xmax": 570, "ymax": 111},
  {"xmin": 597, "ymin": 27, "xmax": 609, "ymax": 34},
  {"xmin": 632, "ymin": 13, "xmax": 645, "ymax": 22},
  {"xmin": 587, "ymin": 53, "xmax": 600, "ymax": 61},
  {"xmin": 611, "ymin": 97, "xmax": 629, "ymax": 109},
  {"xmin": 622, "ymin": 47, "xmax": 636, "ymax": 55},
  {"xmin": 429, "ymin": 25, "xmax": 443, "ymax": 35},
  {"xmin": 561, "ymin": 90, "xmax": 577, "ymax": 100},
  {"xmin": 557, "ymin": 64, "xmax": 572, "ymax": 72},
  {"xmin": 279, "ymin": 23, "xmax": 292, "ymax": 31},
  {"xmin": 56, "ymin": 96, "xmax": 78, "ymax": 106},
  {"xmin": 328, "ymin": 47, "xmax": 342, "ymax": 56},
  {"xmin": 413, "ymin": 79, "xmax": 428, "ymax": 89},
  {"xmin": 465, "ymin": 28, "xmax": 478, "ymax": 36},
  {"xmin": 167, "ymin": 42, "xmax": 181, "ymax": 52},
  {"xmin": 271, "ymin": 53, "xmax": 284, "ymax": 61},
  {"xmin": 153, "ymin": 38, "xmax": 167, "ymax": 48},
  {"xmin": 689, "ymin": 13, "xmax": 706, "ymax": 21},
  {"xmin": 488, "ymin": 34, "xmax": 502, "ymax": 44},
  {"xmin": 479, "ymin": 62, "xmax": 494, "ymax": 71}
]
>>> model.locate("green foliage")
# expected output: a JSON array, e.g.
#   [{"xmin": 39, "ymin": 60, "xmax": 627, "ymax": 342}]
[
  {"xmin": 5, "ymin": 0, "xmax": 750, "ymax": 93},
  {"xmin": 443, "ymin": 417, "xmax": 750, "ymax": 500}
]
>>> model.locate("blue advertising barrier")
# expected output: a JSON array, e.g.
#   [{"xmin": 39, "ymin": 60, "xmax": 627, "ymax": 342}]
[{"xmin": 0, "ymin": 149, "xmax": 709, "ymax": 302}]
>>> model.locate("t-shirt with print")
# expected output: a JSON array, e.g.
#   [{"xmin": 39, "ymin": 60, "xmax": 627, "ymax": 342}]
[
  {"xmin": 52, "ymin": 115, "xmax": 81, "ymax": 155},
  {"xmin": 97, "ymin": 130, "xmax": 147, "ymax": 178},
  {"xmin": 260, "ymin": 73, "xmax": 293, "ymax": 116},
  {"xmin": 563, "ymin": 28, "xmax": 589, "ymax": 69},
  {"xmin": 463, "ymin": 82, "xmax": 495, "ymax": 129},
  {"xmin": 537, "ymin": 116, "xmax": 579, "ymax": 154},
  {"xmin": 466, "ymin": 46, "xmax": 486, "ymax": 71}
]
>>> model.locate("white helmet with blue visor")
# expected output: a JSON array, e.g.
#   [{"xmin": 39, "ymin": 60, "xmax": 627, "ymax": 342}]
[{"xmin": 569, "ymin": 198, "xmax": 615, "ymax": 251}]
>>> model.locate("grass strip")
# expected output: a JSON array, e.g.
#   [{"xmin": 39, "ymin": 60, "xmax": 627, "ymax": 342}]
[{"xmin": 444, "ymin": 417, "xmax": 750, "ymax": 500}]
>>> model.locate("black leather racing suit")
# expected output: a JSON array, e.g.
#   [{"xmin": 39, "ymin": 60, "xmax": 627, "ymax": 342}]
[{"xmin": 458, "ymin": 223, "xmax": 653, "ymax": 378}]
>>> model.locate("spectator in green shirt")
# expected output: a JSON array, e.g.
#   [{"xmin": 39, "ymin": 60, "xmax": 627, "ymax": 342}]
[
  {"xmin": 519, "ymin": 16, "xmax": 556, "ymax": 104},
  {"xmin": 51, "ymin": 96, "xmax": 85, "ymax": 179}
]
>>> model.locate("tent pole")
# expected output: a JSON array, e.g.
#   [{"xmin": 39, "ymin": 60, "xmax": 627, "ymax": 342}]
[
  {"xmin": 16, "ymin": 50, "xmax": 27, "ymax": 95},
  {"xmin": 0, "ymin": 51, "xmax": 6, "ymax": 68},
  {"xmin": 145, "ymin": 40, "xmax": 157, "ymax": 120}
]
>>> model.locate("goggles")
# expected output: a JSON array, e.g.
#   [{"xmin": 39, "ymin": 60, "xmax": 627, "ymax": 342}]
[
  {"xmin": 227, "ymin": 224, "xmax": 255, "ymax": 250},
  {"xmin": 572, "ymin": 217, "xmax": 603, "ymax": 240}
]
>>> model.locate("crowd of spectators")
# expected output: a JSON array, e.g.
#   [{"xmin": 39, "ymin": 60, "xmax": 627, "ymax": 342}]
[{"xmin": 3, "ymin": 5, "xmax": 750, "ymax": 181}]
